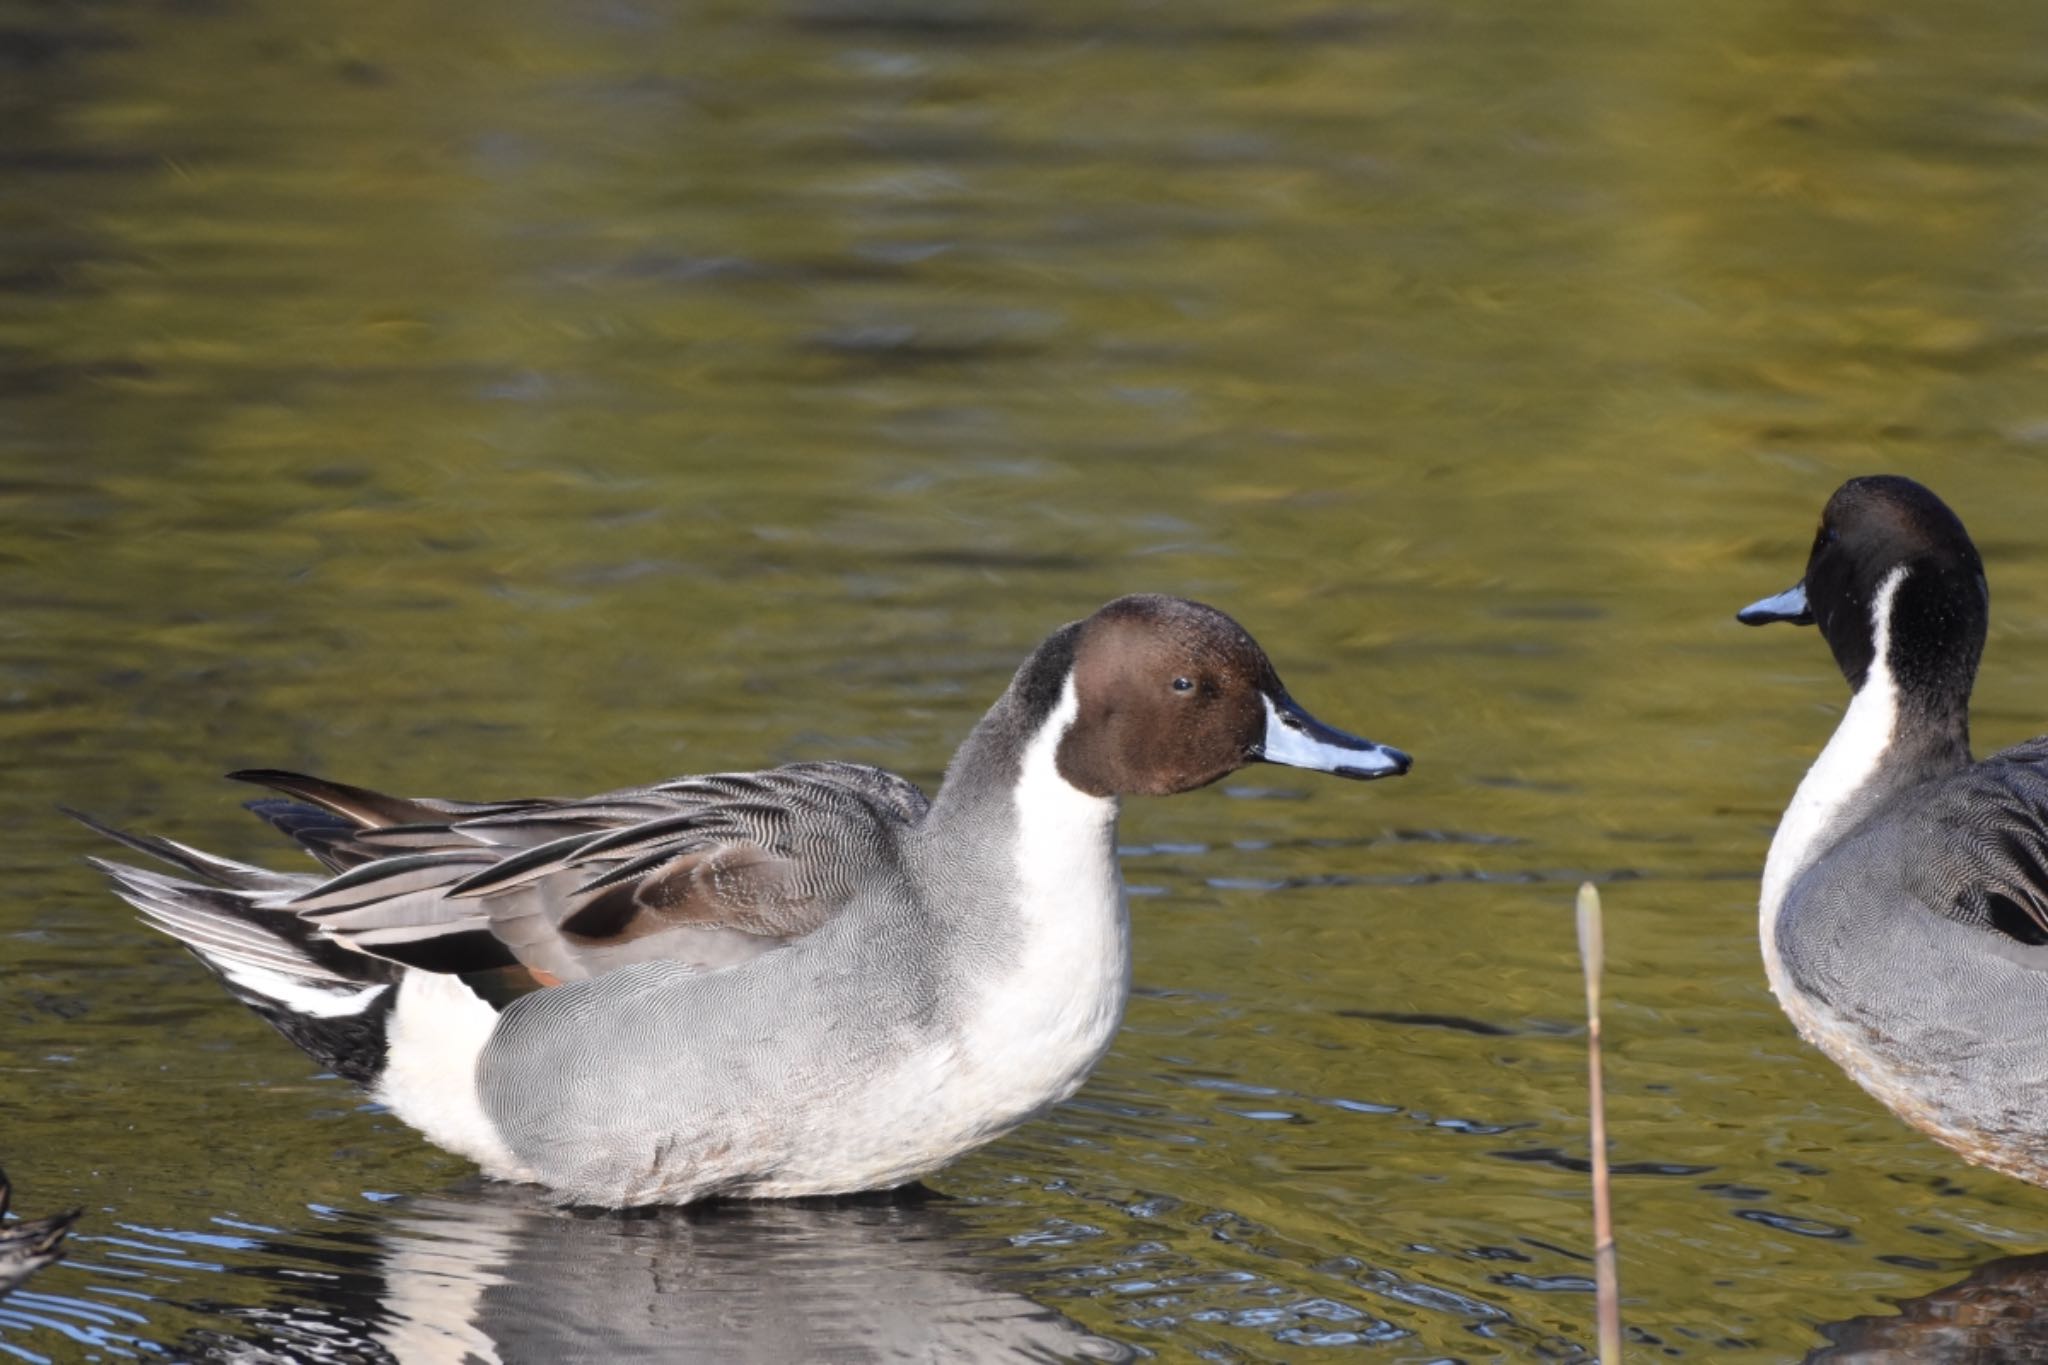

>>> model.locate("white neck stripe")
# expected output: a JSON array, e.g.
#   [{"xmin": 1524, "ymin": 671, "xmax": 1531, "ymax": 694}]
[{"xmin": 1759, "ymin": 564, "xmax": 1908, "ymax": 991}]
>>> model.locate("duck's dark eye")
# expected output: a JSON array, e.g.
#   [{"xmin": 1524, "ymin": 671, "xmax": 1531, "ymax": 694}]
[
  {"xmin": 1171, "ymin": 676, "xmax": 1194, "ymax": 693},
  {"xmin": 1825, "ymin": 526, "xmax": 1840, "ymax": 544}
]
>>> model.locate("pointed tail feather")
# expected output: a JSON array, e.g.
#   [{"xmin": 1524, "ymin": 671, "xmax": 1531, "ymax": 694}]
[
  {"xmin": 81, "ymin": 841, "xmax": 402, "ymax": 1084},
  {"xmin": 59, "ymin": 807, "xmax": 304, "ymax": 893},
  {"xmin": 72, "ymin": 806, "xmax": 525, "ymax": 1175},
  {"xmin": 228, "ymin": 769, "xmax": 549, "ymax": 829}
]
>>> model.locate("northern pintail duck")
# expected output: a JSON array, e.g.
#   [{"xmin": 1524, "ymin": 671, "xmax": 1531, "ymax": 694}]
[
  {"xmin": 0, "ymin": 1170, "xmax": 77, "ymax": 1301},
  {"xmin": 79, "ymin": 595, "xmax": 1409, "ymax": 1207},
  {"xmin": 1740, "ymin": 475, "xmax": 2048, "ymax": 1183}
]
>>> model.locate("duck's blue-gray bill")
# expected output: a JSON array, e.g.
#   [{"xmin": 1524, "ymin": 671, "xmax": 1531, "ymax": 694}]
[
  {"xmin": 1738, "ymin": 582, "xmax": 1814, "ymax": 627},
  {"xmin": 1254, "ymin": 694, "xmax": 1412, "ymax": 780}
]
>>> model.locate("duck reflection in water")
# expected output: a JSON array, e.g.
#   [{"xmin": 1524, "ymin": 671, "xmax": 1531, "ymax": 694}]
[
  {"xmin": 164, "ymin": 1185, "xmax": 1133, "ymax": 1364},
  {"xmin": 1807, "ymin": 1253, "xmax": 2048, "ymax": 1363},
  {"xmin": 0, "ymin": 1170, "xmax": 76, "ymax": 1303}
]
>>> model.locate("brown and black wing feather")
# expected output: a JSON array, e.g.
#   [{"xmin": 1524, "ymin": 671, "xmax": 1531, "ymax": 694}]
[{"xmin": 260, "ymin": 763, "xmax": 930, "ymax": 982}]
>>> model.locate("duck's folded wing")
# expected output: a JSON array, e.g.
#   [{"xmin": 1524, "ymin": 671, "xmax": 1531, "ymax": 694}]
[
  {"xmin": 1914, "ymin": 741, "xmax": 2048, "ymax": 945},
  {"xmin": 248, "ymin": 763, "xmax": 930, "ymax": 983}
]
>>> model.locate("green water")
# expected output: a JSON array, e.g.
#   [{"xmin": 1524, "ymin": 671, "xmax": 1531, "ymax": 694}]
[{"xmin": 8, "ymin": 0, "xmax": 2048, "ymax": 1359}]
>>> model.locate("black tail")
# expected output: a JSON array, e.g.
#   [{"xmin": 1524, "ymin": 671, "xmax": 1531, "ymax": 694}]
[{"xmin": 71, "ymin": 811, "xmax": 403, "ymax": 1085}]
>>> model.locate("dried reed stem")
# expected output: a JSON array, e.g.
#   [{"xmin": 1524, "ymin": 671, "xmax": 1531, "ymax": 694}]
[{"xmin": 1576, "ymin": 881, "xmax": 1623, "ymax": 1364}]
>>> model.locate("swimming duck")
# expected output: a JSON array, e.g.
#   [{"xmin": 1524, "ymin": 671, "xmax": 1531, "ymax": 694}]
[
  {"xmin": 79, "ymin": 594, "xmax": 1409, "ymax": 1207},
  {"xmin": 0, "ymin": 1170, "xmax": 77, "ymax": 1301},
  {"xmin": 1740, "ymin": 475, "xmax": 2048, "ymax": 1183}
]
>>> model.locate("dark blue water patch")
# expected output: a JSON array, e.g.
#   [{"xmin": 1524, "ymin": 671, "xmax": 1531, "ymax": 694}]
[
  {"xmin": 1697, "ymin": 1334, "xmax": 1757, "ymax": 1354},
  {"xmin": 803, "ymin": 324, "xmax": 1047, "ymax": 368},
  {"xmin": 1489, "ymin": 1272, "xmax": 1595, "ymax": 1293},
  {"xmin": 785, "ymin": 4, "xmax": 1396, "ymax": 48},
  {"xmin": 1697, "ymin": 1182, "xmax": 1769, "ymax": 1201},
  {"xmin": 586, "ymin": 250, "xmax": 919, "ymax": 288},
  {"xmin": 1426, "ymin": 1116, "xmax": 1531, "ymax": 1137},
  {"xmin": 1875, "ymin": 1253, "xmax": 1945, "ymax": 1270},
  {"xmin": 1516, "ymin": 1238, "xmax": 1592, "ymax": 1265},
  {"xmin": 1385, "ymin": 828, "xmax": 1525, "ymax": 846},
  {"xmin": 1877, "ymin": 1170, "xmax": 1981, "ymax": 1199},
  {"xmin": 1337, "ymin": 1010, "xmax": 1516, "ymax": 1037},
  {"xmin": 1487, "ymin": 1147, "xmax": 1714, "ymax": 1178},
  {"xmin": 1063, "ymin": 1094, "xmax": 1177, "ymax": 1121},
  {"xmin": 14, "ymin": 991, "xmax": 89, "ymax": 1021},
  {"xmin": 1733, "ymin": 1208, "xmax": 1852, "ymax": 1240}
]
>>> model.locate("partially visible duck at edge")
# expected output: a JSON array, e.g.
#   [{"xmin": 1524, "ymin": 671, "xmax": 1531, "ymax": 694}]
[
  {"xmin": 1740, "ymin": 474, "xmax": 2048, "ymax": 1184},
  {"xmin": 0, "ymin": 1169, "xmax": 78, "ymax": 1301},
  {"xmin": 77, "ymin": 594, "xmax": 1410, "ymax": 1208}
]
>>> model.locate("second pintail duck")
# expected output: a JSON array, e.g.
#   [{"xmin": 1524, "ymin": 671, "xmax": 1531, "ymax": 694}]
[
  {"xmin": 0, "ymin": 1170, "xmax": 77, "ymax": 1302},
  {"xmin": 77, "ymin": 594, "xmax": 1409, "ymax": 1208},
  {"xmin": 1741, "ymin": 475, "xmax": 2048, "ymax": 1185}
]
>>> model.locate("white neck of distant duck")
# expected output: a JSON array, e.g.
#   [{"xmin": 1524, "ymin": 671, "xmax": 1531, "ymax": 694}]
[{"xmin": 1760, "ymin": 565, "xmax": 1910, "ymax": 940}]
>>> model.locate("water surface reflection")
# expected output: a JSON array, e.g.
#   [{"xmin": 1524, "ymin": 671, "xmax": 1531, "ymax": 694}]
[
  {"xmin": 1808, "ymin": 1252, "xmax": 2048, "ymax": 1363},
  {"xmin": 65, "ymin": 1191, "xmax": 1136, "ymax": 1363},
  {"xmin": 12, "ymin": 0, "xmax": 2048, "ymax": 1356}
]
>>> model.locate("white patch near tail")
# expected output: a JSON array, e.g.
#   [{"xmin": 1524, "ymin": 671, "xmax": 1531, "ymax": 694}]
[
  {"xmin": 375, "ymin": 971, "xmax": 532, "ymax": 1182},
  {"xmin": 216, "ymin": 962, "xmax": 390, "ymax": 1018}
]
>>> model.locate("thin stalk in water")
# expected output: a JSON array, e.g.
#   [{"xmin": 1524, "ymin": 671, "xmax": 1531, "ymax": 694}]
[{"xmin": 1576, "ymin": 881, "xmax": 1622, "ymax": 1364}]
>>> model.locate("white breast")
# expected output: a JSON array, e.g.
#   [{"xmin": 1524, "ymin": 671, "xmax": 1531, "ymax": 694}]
[
  {"xmin": 834, "ymin": 675, "xmax": 1132, "ymax": 1189},
  {"xmin": 1759, "ymin": 565, "xmax": 1906, "ymax": 1003},
  {"xmin": 971, "ymin": 672, "xmax": 1133, "ymax": 1106}
]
